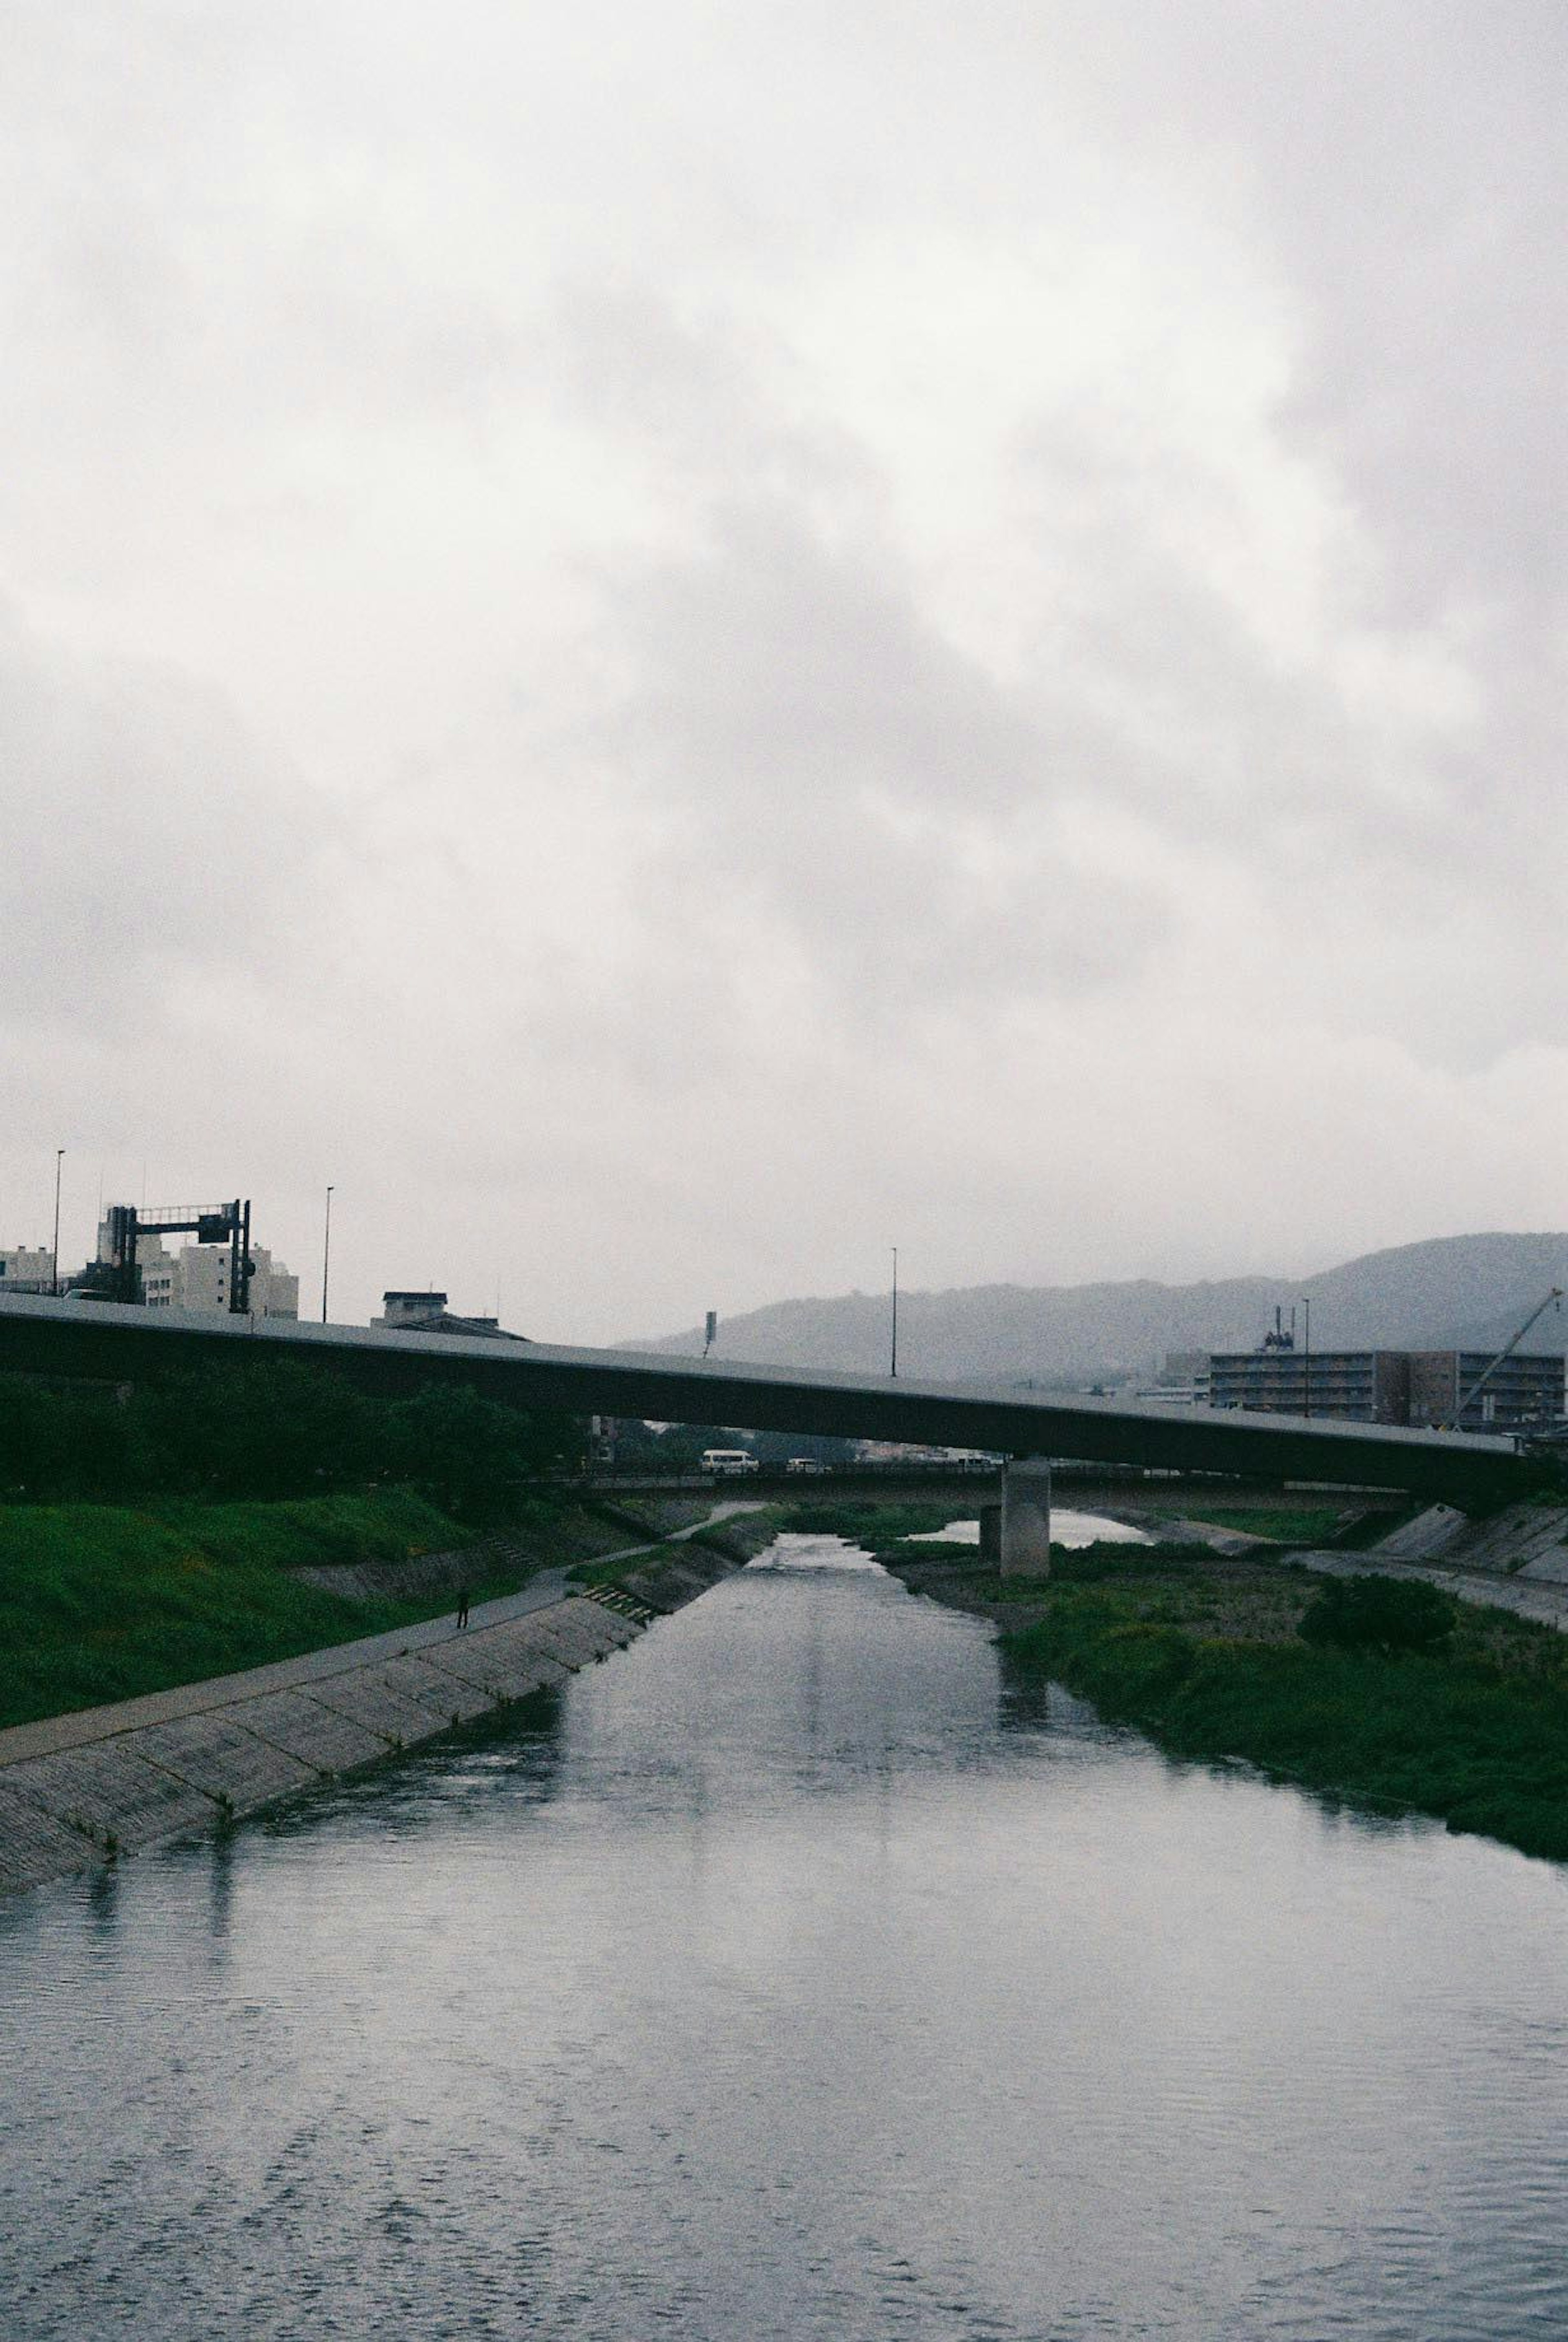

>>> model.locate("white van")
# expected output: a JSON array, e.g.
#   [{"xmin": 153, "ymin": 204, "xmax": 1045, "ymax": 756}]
[{"xmin": 701, "ymin": 1448, "xmax": 760, "ymax": 1476}]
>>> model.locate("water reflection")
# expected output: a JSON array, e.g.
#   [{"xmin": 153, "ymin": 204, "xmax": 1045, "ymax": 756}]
[
  {"xmin": 206, "ymin": 1833, "xmax": 234, "ymax": 1954},
  {"xmin": 1, "ymin": 1533, "xmax": 1566, "ymax": 2342},
  {"xmin": 83, "ymin": 1860, "xmax": 120, "ymax": 1945}
]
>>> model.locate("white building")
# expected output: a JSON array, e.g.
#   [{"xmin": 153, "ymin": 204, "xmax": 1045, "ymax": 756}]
[
  {"xmin": 0, "ymin": 1244, "xmax": 55, "ymax": 1293},
  {"xmin": 99, "ymin": 1219, "xmax": 299, "ymax": 1319}
]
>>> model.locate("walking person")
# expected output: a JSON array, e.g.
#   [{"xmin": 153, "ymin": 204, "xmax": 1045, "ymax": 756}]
[{"xmin": 456, "ymin": 1584, "xmax": 470, "ymax": 1629}]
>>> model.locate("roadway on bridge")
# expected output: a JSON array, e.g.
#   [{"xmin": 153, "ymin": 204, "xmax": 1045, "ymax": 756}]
[{"xmin": 0, "ymin": 1292, "xmax": 1530, "ymax": 1506}]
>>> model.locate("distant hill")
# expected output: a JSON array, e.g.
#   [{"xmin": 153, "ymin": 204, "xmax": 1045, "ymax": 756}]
[{"xmin": 630, "ymin": 1234, "xmax": 1568, "ymax": 1383}]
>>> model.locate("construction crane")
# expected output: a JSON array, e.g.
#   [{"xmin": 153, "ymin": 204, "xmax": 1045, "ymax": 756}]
[{"xmin": 1453, "ymin": 1287, "xmax": 1564, "ymax": 1426}]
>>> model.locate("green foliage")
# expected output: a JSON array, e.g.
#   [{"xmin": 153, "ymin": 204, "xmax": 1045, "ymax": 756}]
[
  {"xmin": 746, "ymin": 1429, "xmax": 859, "ymax": 1468},
  {"xmin": 783, "ymin": 1501, "xmax": 971, "ymax": 1546},
  {"xmin": 1152, "ymin": 1504, "xmax": 1349, "ymax": 1543},
  {"xmin": 567, "ymin": 1543, "xmax": 660, "ymax": 1587},
  {"xmin": 1052, "ymin": 1540, "xmax": 1212, "ymax": 1581},
  {"xmin": 0, "ymin": 1491, "xmax": 477, "ymax": 1729},
  {"xmin": 569, "ymin": 1504, "xmax": 789, "ymax": 1589},
  {"xmin": 130, "ymin": 1361, "xmax": 372, "ymax": 1498},
  {"xmin": 623, "ymin": 1421, "xmax": 749, "ymax": 1470},
  {"xmin": 150, "ymin": 1488, "xmax": 467, "ymax": 1573},
  {"xmin": 1000, "ymin": 1557, "xmax": 1568, "ymax": 1863},
  {"xmin": 1095, "ymin": 1621, "xmax": 1198, "ymax": 1696},
  {"xmin": 1299, "ymin": 1573, "xmax": 1456, "ymax": 1656},
  {"xmin": 384, "ymin": 1382, "xmax": 575, "ymax": 1519},
  {"xmin": 0, "ymin": 1363, "xmax": 586, "ymax": 1514}
]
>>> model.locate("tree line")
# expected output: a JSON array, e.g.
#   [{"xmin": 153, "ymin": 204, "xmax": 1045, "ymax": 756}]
[{"xmin": 0, "ymin": 1362, "xmax": 586, "ymax": 1520}]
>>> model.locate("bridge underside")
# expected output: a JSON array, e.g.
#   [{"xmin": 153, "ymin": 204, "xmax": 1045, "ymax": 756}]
[{"xmin": 0, "ymin": 1296, "xmax": 1529, "ymax": 1509}]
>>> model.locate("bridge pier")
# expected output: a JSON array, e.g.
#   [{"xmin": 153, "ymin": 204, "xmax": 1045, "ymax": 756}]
[{"xmin": 997, "ymin": 1458, "xmax": 1052, "ymax": 1578}]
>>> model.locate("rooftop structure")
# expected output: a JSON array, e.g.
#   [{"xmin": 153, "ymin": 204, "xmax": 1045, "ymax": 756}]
[
  {"xmin": 0, "ymin": 1246, "xmax": 55, "ymax": 1296},
  {"xmin": 371, "ymin": 1291, "xmax": 525, "ymax": 1341}
]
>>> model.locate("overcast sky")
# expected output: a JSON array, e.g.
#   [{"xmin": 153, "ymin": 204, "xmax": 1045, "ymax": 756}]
[{"xmin": 2, "ymin": 1, "xmax": 1564, "ymax": 1341}]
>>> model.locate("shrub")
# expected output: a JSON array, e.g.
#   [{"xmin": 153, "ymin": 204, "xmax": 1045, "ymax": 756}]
[{"xmin": 1298, "ymin": 1573, "xmax": 1456, "ymax": 1658}]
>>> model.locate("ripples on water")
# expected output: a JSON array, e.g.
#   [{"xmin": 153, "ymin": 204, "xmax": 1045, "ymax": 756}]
[{"xmin": 3, "ymin": 1532, "xmax": 1568, "ymax": 2340}]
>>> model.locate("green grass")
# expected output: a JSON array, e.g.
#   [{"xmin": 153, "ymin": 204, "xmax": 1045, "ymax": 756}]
[
  {"xmin": 568, "ymin": 1504, "xmax": 789, "ymax": 1588},
  {"xmin": 568, "ymin": 1544, "xmax": 662, "ymax": 1588},
  {"xmin": 989, "ymin": 1551, "xmax": 1568, "ymax": 1863},
  {"xmin": 142, "ymin": 1489, "xmax": 475, "ymax": 1573},
  {"xmin": 0, "ymin": 1490, "xmax": 489, "ymax": 1730}
]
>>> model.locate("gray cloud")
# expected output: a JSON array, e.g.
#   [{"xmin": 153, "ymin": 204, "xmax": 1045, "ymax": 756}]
[
  {"xmin": 0, "ymin": 2, "xmax": 1564, "ymax": 1335},
  {"xmin": 0, "ymin": 597, "xmax": 315, "ymax": 1024},
  {"xmin": 594, "ymin": 502, "xmax": 1174, "ymax": 1015}
]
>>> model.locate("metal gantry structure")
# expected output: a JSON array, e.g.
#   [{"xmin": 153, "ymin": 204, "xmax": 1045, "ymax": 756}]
[{"xmin": 98, "ymin": 1200, "xmax": 257, "ymax": 1313}]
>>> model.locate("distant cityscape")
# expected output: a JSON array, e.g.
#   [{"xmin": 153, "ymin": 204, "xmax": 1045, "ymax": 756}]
[
  {"xmin": 0, "ymin": 1212, "xmax": 299, "ymax": 1321},
  {"xmin": 1203, "ymin": 1341, "xmax": 1562, "ymax": 1435},
  {"xmin": 2, "ymin": 1219, "xmax": 1563, "ymax": 1442}
]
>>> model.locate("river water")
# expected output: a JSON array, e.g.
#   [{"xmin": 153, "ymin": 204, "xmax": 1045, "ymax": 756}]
[{"xmin": 4, "ymin": 1531, "xmax": 1568, "ymax": 2340}]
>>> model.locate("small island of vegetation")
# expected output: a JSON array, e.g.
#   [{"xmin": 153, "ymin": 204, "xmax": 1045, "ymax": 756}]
[{"xmin": 792, "ymin": 1505, "xmax": 1568, "ymax": 1867}]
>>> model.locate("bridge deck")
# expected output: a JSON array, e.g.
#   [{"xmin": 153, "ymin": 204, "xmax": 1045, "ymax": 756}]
[{"xmin": 0, "ymin": 1294, "xmax": 1529, "ymax": 1506}]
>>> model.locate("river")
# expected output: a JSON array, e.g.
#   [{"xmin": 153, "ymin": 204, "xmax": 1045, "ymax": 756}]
[{"xmin": 3, "ymin": 1529, "xmax": 1567, "ymax": 2339}]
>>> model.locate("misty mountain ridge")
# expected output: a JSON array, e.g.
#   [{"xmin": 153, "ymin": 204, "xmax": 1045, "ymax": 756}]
[{"xmin": 633, "ymin": 1235, "xmax": 1568, "ymax": 1383}]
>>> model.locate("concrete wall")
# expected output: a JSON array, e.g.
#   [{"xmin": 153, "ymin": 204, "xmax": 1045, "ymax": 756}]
[{"xmin": 0, "ymin": 1572, "xmax": 738, "ymax": 1900}]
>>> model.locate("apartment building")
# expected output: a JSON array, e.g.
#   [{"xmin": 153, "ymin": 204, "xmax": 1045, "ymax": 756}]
[
  {"xmin": 1408, "ymin": 1350, "xmax": 1564, "ymax": 1434},
  {"xmin": 1209, "ymin": 1345, "xmax": 1562, "ymax": 1433},
  {"xmin": 107, "ymin": 1223, "xmax": 299, "ymax": 1319},
  {"xmin": 1208, "ymin": 1348, "xmax": 1412, "ymax": 1424}
]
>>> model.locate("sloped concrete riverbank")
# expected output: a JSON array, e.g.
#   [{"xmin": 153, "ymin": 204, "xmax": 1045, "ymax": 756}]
[{"xmin": 0, "ymin": 1521, "xmax": 766, "ymax": 1898}]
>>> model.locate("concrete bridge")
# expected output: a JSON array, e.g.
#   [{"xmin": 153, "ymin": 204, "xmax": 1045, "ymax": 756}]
[
  {"xmin": 583, "ymin": 1465, "xmax": 1009, "ymax": 1499},
  {"xmin": 576, "ymin": 1466, "xmax": 1408, "ymax": 1507},
  {"xmin": 0, "ymin": 1294, "xmax": 1534, "ymax": 1570}
]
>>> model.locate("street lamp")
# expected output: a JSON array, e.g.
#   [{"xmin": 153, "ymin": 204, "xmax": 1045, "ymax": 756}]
[
  {"xmin": 51, "ymin": 1149, "xmax": 63, "ymax": 1297},
  {"xmin": 890, "ymin": 1246, "xmax": 899, "ymax": 1378},
  {"xmin": 1301, "ymin": 1295, "xmax": 1312, "ymax": 1421},
  {"xmin": 322, "ymin": 1185, "xmax": 334, "ymax": 1324}
]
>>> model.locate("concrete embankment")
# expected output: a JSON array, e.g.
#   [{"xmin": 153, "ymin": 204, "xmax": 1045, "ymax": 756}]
[
  {"xmin": 0, "ymin": 1529, "xmax": 759, "ymax": 1900},
  {"xmin": 1293, "ymin": 1501, "xmax": 1568, "ymax": 1633}
]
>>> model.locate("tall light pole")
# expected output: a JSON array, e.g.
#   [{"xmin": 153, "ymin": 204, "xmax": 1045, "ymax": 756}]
[
  {"xmin": 322, "ymin": 1185, "xmax": 334, "ymax": 1324},
  {"xmin": 890, "ymin": 1246, "xmax": 898, "ymax": 1378},
  {"xmin": 51, "ymin": 1148, "xmax": 64, "ymax": 1297},
  {"xmin": 1302, "ymin": 1295, "xmax": 1312, "ymax": 1421}
]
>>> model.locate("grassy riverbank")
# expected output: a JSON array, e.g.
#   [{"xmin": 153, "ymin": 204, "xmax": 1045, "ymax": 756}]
[
  {"xmin": 568, "ymin": 1504, "xmax": 790, "ymax": 1588},
  {"xmin": 888, "ymin": 1541, "xmax": 1568, "ymax": 1864},
  {"xmin": 0, "ymin": 1487, "xmax": 694, "ymax": 1731},
  {"xmin": 0, "ymin": 1491, "xmax": 484, "ymax": 1729}
]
